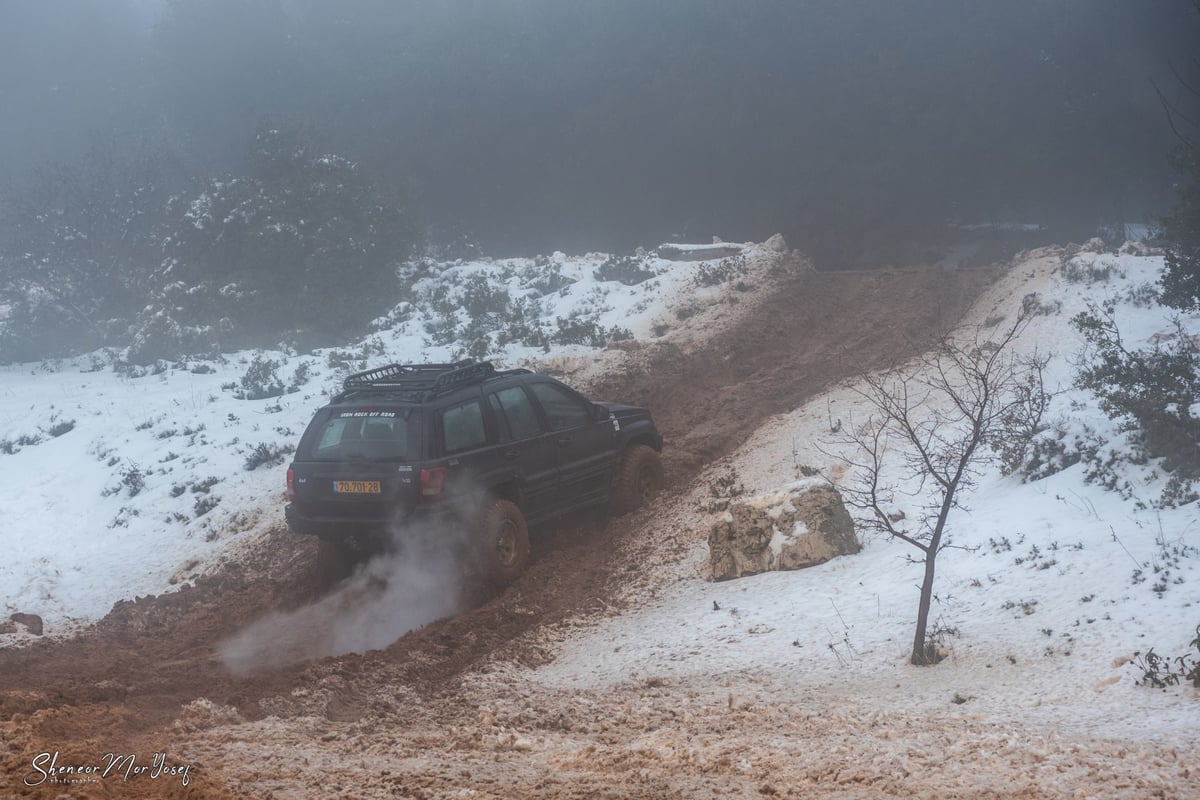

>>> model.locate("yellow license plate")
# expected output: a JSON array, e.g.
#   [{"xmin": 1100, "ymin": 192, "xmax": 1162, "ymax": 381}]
[{"xmin": 334, "ymin": 480, "xmax": 381, "ymax": 494}]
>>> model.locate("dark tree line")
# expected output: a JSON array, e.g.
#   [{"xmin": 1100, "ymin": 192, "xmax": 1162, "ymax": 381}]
[
  {"xmin": 1157, "ymin": 0, "xmax": 1200, "ymax": 311},
  {"xmin": 138, "ymin": 0, "xmax": 1193, "ymax": 258},
  {"xmin": 0, "ymin": 140, "xmax": 184, "ymax": 360},
  {"xmin": 4, "ymin": 1, "xmax": 1196, "ymax": 254},
  {"xmin": 1065, "ymin": 0, "xmax": 1200, "ymax": 508},
  {"xmin": 0, "ymin": 127, "xmax": 412, "ymax": 362},
  {"xmin": 1, "ymin": 0, "xmax": 1198, "ymax": 361}
]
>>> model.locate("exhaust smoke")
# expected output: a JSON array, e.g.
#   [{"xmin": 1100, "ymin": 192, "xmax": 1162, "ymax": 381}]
[{"xmin": 219, "ymin": 521, "xmax": 469, "ymax": 676}]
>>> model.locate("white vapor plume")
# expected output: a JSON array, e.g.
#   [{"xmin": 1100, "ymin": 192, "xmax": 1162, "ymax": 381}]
[{"xmin": 219, "ymin": 527, "xmax": 465, "ymax": 676}]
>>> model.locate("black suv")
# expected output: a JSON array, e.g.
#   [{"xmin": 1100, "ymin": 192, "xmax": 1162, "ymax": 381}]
[{"xmin": 285, "ymin": 361, "xmax": 664, "ymax": 585}]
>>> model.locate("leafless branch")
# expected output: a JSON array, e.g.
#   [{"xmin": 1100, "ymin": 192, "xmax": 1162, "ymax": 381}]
[
  {"xmin": 1152, "ymin": 77, "xmax": 1198, "ymax": 151},
  {"xmin": 823, "ymin": 302, "xmax": 1048, "ymax": 664},
  {"xmin": 1169, "ymin": 60, "xmax": 1200, "ymax": 102}
]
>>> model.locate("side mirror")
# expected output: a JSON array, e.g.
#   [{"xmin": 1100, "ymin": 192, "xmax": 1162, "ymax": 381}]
[{"xmin": 593, "ymin": 403, "xmax": 609, "ymax": 421}]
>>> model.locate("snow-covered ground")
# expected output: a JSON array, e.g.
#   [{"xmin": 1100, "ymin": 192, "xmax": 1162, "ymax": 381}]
[
  {"xmin": 3, "ymin": 237, "xmax": 1197, "ymax": 751},
  {"xmin": 533, "ymin": 245, "xmax": 1200, "ymax": 745},
  {"xmin": 0, "ymin": 243, "xmax": 775, "ymax": 636}
]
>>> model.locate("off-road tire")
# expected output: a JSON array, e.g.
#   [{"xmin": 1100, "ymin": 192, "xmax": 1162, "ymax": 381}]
[
  {"xmin": 475, "ymin": 499, "xmax": 531, "ymax": 587},
  {"xmin": 611, "ymin": 445, "xmax": 664, "ymax": 515}
]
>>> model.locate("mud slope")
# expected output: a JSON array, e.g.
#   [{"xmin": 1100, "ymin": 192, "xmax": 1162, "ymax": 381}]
[
  {"xmin": 592, "ymin": 263, "xmax": 993, "ymax": 477},
  {"xmin": 0, "ymin": 258, "xmax": 997, "ymax": 798}
]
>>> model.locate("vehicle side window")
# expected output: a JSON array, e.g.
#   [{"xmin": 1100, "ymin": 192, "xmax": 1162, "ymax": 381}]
[
  {"xmin": 489, "ymin": 386, "xmax": 544, "ymax": 441},
  {"xmin": 488, "ymin": 394, "xmax": 512, "ymax": 442},
  {"xmin": 529, "ymin": 382, "xmax": 591, "ymax": 432},
  {"xmin": 441, "ymin": 399, "xmax": 487, "ymax": 454}
]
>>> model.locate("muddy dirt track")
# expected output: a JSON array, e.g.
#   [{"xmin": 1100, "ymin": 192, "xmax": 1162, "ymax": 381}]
[{"xmin": 0, "ymin": 258, "xmax": 1003, "ymax": 798}]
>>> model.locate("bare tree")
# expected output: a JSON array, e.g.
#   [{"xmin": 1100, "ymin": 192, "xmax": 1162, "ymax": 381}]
[{"xmin": 828, "ymin": 299, "xmax": 1050, "ymax": 665}]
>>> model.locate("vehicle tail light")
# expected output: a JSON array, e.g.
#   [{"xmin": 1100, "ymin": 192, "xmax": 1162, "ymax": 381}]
[
  {"xmin": 420, "ymin": 467, "xmax": 448, "ymax": 501},
  {"xmin": 286, "ymin": 467, "xmax": 296, "ymax": 501}
]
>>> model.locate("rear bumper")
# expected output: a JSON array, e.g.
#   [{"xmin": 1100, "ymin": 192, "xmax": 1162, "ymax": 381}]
[
  {"xmin": 285, "ymin": 503, "xmax": 366, "ymax": 539},
  {"xmin": 284, "ymin": 501, "xmax": 454, "ymax": 541}
]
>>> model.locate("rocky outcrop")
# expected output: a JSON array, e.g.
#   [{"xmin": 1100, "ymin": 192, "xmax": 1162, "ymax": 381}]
[
  {"xmin": 1, "ymin": 612, "xmax": 45, "ymax": 636},
  {"xmin": 1119, "ymin": 239, "xmax": 1162, "ymax": 257},
  {"xmin": 763, "ymin": 233, "xmax": 788, "ymax": 253},
  {"xmin": 708, "ymin": 481, "xmax": 859, "ymax": 581}
]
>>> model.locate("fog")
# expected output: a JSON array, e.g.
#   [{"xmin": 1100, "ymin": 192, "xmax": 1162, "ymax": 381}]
[{"xmin": 2, "ymin": 0, "xmax": 1198, "ymax": 263}]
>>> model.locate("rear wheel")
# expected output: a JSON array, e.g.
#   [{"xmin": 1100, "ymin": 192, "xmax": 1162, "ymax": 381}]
[
  {"xmin": 611, "ymin": 445, "xmax": 664, "ymax": 515},
  {"xmin": 475, "ymin": 499, "xmax": 531, "ymax": 587}
]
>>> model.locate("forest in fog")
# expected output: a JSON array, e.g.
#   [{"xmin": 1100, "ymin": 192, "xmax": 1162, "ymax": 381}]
[{"xmin": 1, "ymin": 0, "xmax": 1198, "ymax": 360}]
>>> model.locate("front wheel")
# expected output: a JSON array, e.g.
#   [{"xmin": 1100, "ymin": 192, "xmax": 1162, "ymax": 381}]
[
  {"xmin": 611, "ymin": 445, "xmax": 664, "ymax": 515},
  {"xmin": 474, "ymin": 499, "xmax": 531, "ymax": 587}
]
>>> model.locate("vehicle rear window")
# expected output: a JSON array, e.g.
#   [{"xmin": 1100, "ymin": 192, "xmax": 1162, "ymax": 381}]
[{"xmin": 300, "ymin": 409, "xmax": 418, "ymax": 461}]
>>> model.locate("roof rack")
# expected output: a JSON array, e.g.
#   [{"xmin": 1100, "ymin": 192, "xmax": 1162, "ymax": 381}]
[{"xmin": 336, "ymin": 360, "xmax": 522, "ymax": 402}]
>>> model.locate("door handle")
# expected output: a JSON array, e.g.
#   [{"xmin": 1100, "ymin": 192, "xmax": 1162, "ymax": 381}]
[
  {"xmin": 556, "ymin": 435, "xmax": 572, "ymax": 446},
  {"xmin": 503, "ymin": 449, "xmax": 520, "ymax": 459}
]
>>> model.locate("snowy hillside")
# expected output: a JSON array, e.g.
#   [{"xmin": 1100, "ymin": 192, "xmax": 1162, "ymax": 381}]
[
  {"xmin": 3, "ymin": 237, "xmax": 1198, "ymax": 754},
  {"xmin": 535, "ymin": 245, "xmax": 1200, "ymax": 745},
  {"xmin": 0, "ymin": 243, "xmax": 779, "ymax": 637}
]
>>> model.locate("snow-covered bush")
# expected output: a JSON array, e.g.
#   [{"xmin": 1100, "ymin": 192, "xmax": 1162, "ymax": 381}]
[
  {"xmin": 126, "ymin": 294, "xmax": 224, "ymax": 365},
  {"xmin": 128, "ymin": 125, "xmax": 415, "ymax": 360},
  {"xmin": 228, "ymin": 354, "xmax": 286, "ymax": 401},
  {"xmin": 520, "ymin": 262, "xmax": 575, "ymax": 296},
  {"xmin": 243, "ymin": 442, "xmax": 296, "ymax": 471},
  {"xmin": 692, "ymin": 255, "xmax": 748, "ymax": 288},
  {"xmin": 1061, "ymin": 257, "xmax": 1122, "ymax": 284},
  {"xmin": 1159, "ymin": 147, "xmax": 1200, "ymax": 311},
  {"xmin": 592, "ymin": 254, "xmax": 657, "ymax": 285},
  {"xmin": 0, "ymin": 140, "xmax": 183, "ymax": 362},
  {"xmin": 289, "ymin": 361, "xmax": 313, "ymax": 392},
  {"xmin": 551, "ymin": 315, "xmax": 631, "ymax": 348},
  {"xmin": 1131, "ymin": 624, "xmax": 1200, "ymax": 689},
  {"xmin": 1071, "ymin": 302, "xmax": 1200, "ymax": 506}
]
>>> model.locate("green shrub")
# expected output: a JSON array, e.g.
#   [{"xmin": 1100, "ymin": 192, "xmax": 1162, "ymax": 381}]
[
  {"xmin": 1072, "ymin": 302, "xmax": 1200, "ymax": 505},
  {"xmin": 1159, "ymin": 146, "xmax": 1200, "ymax": 311},
  {"xmin": 593, "ymin": 254, "xmax": 657, "ymax": 286},
  {"xmin": 550, "ymin": 315, "xmax": 631, "ymax": 347},
  {"xmin": 1061, "ymin": 257, "xmax": 1121, "ymax": 284},
  {"xmin": 128, "ymin": 125, "xmax": 414, "ymax": 360},
  {"xmin": 521, "ymin": 263, "xmax": 575, "ymax": 296},
  {"xmin": 0, "ymin": 140, "xmax": 183, "ymax": 363},
  {"xmin": 692, "ymin": 255, "xmax": 747, "ymax": 288},
  {"xmin": 243, "ymin": 441, "xmax": 296, "ymax": 471},
  {"xmin": 46, "ymin": 419, "xmax": 75, "ymax": 438},
  {"xmin": 231, "ymin": 354, "xmax": 285, "ymax": 400}
]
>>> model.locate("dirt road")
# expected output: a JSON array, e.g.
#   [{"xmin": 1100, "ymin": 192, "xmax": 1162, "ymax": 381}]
[{"xmin": 1, "ymin": 258, "xmax": 1019, "ymax": 798}]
